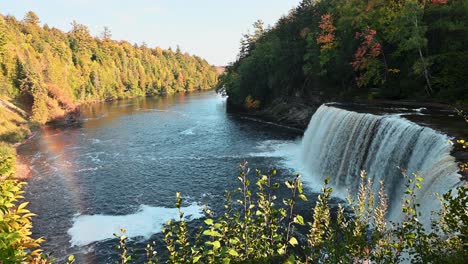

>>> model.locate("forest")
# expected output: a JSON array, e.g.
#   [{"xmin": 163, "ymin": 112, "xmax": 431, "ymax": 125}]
[
  {"xmin": 220, "ymin": 0, "xmax": 468, "ymax": 111},
  {"xmin": 0, "ymin": 1, "xmax": 467, "ymax": 263},
  {"xmin": 0, "ymin": 11, "xmax": 218, "ymax": 128}
]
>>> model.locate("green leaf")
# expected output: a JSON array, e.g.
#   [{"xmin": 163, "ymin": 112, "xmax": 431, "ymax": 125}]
[
  {"xmin": 288, "ymin": 237, "xmax": 298, "ymax": 246},
  {"xmin": 299, "ymin": 194, "xmax": 308, "ymax": 201},
  {"xmin": 294, "ymin": 215, "xmax": 305, "ymax": 225},
  {"xmin": 204, "ymin": 219, "xmax": 214, "ymax": 226},
  {"xmin": 277, "ymin": 246, "xmax": 286, "ymax": 255},
  {"xmin": 284, "ymin": 254, "xmax": 296, "ymax": 264},
  {"xmin": 212, "ymin": 240, "xmax": 221, "ymax": 250},
  {"xmin": 192, "ymin": 256, "xmax": 201, "ymax": 263},
  {"xmin": 228, "ymin": 249, "xmax": 239, "ymax": 257}
]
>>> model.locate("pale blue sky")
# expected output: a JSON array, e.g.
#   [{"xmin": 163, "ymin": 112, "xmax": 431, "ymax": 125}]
[{"xmin": 1, "ymin": 0, "xmax": 302, "ymax": 65}]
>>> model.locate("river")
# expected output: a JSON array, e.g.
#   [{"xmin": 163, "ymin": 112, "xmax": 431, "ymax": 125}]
[
  {"xmin": 18, "ymin": 91, "xmax": 302, "ymax": 262},
  {"xmin": 18, "ymin": 91, "xmax": 464, "ymax": 263}
]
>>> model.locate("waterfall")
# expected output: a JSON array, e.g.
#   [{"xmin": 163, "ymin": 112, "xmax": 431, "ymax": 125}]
[{"xmin": 301, "ymin": 105, "xmax": 462, "ymax": 224}]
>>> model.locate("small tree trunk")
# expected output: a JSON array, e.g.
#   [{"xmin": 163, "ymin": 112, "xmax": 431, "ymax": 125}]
[
  {"xmin": 414, "ymin": 17, "xmax": 433, "ymax": 95},
  {"xmin": 418, "ymin": 47, "xmax": 432, "ymax": 95}
]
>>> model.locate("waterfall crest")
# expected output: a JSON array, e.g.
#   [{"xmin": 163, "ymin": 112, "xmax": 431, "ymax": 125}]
[{"xmin": 301, "ymin": 105, "xmax": 462, "ymax": 222}]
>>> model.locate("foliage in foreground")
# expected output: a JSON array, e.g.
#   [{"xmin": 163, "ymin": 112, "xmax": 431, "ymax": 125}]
[
  {"xmin": 111, "ymin": 162, "xmax": 466, "ymax": 264},
  {"xmin": 0, "ymin": 142, "xmax": 43, "ymax": 263},
  {"xmin": 0, "ymin": 149, "xmax": 466, "ymax": 263}
]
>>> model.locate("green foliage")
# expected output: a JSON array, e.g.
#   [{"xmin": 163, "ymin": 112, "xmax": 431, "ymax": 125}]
[
  {"xmin": 1, "ymin": 155, "xmax": 464, "ymax": 263},
  {"xmin": 221, "ymin": 0, "xmax": 468, "ymax": 109},
  {"xmin": 0, "ymin": 12, "xmax": 219, "ymax": 124},
  {"xmin": 0, "ymin": 142, "xmax": 43, "ymax": 263},
  {"xmin": 107, "ymin": 163, "xmax": 466, "ymax": 263},
  {"xmin": 0, "ymin": 142, "xmax": 15, "ymax": 178},
  {"xmin": 114, "ymin": 229, "xmax": 137, "ymax": 264}
]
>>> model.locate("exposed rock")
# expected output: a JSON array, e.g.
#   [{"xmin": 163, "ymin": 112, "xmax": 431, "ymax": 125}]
[{"xmin": 227, "ymin": 96, "xmax": 320, "ymax": 130}]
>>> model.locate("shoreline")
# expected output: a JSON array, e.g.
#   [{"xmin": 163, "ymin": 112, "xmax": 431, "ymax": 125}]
[{"xmin": 10, "ymin": 89, "xmax": 216, "ymax": 180}]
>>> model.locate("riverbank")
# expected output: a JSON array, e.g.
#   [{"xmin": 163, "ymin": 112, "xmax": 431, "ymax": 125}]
[
  {"xmin": 2, "ymin": 89, "xmax": 216, "ymax": 180},
  {"xmin": 229, "ymin": 96, "xmax": 468, "ymax": 129},
  {"xmin": 226, "ymin": 96, "xmax": 319, "ymax": 130}
]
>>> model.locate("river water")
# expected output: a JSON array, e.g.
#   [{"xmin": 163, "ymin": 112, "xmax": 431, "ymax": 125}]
[
  {"xmin": 18, "ymin": 91, "xmax": 302, "ymax": 262},
  {"xmin": 18, "ymin": 91, "xmax": 464, "ymax": 263}
]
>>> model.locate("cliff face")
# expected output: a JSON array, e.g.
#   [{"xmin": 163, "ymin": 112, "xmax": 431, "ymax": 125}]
[{"xmin": 227, "ymin": 96, "xmax": 320, "ymax": 130}]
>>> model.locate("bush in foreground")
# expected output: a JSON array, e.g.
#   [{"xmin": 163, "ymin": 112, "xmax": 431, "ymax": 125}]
[
  {"xmin": 111, "ymin": 162, "xmax": 466, "ymax": 264},
  {"xmin": 0, "ymin": 143, "xmax": 43, "ymax": 263},
  {"xmin": 1, "ymin": 153, "xmax": 466, "ymax": 263}
]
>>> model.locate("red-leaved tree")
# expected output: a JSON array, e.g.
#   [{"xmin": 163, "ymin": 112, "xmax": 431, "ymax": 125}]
[{"xmin": 351, "ymin": 26, "xmax": 383, "ymax": 87}]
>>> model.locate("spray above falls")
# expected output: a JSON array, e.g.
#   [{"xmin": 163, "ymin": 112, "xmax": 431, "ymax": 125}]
[{"xmin": 300, "ymin": 105, "xmax": 462, "ymax": 222}]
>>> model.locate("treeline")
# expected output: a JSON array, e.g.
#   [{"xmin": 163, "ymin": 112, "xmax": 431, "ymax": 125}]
[
  {"xmin": 0, "ymin": 11, "xmax": 218, "ymax": 124},
  {"xmin": 221, "ymin": 0, "xmax": 468, "ymax": 110}
]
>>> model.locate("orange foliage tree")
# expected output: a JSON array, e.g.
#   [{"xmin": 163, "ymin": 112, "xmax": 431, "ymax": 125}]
[
  {"xmin": 351, "ymin": 26, "xmax": 384, "ymax": 87},
  {"xmin": 316, "ymin": 13, "xmax": 337, "ymax": 68}
]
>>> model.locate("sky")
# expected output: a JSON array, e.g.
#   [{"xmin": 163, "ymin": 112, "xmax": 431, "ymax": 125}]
[{"xmin": 1, "ymin": 0, "xmax": 302, "ymax": 66}]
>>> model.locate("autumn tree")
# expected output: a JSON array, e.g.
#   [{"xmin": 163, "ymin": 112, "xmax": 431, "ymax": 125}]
[
  {"xmin": 0, "ymin": 19, "xmax": 6, "ymax": 62},
  {"xmin": 69, "ymin": 21, "xmax": 93, "ymax": 51},
  {"xmin": 23, "ymin": 11, "xmax": 40, "ymax": 26},
  {"xmin": 0, "ymin": 11, "xmax": 218, "ymax": 123},
  {"xmin": 316, "ymin": 13, "xmax": 337, "ymax": 70},
  {"xmin": 352, "ymin": 26, "xmax": 384, "ymax": 87}
]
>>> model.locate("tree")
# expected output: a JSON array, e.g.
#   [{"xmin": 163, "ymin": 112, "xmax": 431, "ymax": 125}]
[
  {"xmin": 23, "ymin": 11, "xmax": 40, "ymax": 26},
  {"xmin": 0, "ymin": 22, "xmax": 6, "ymax": 61},
  {"xmin": 316, "ymin": 13, "xmax": 337, "ymax": 69},
  {"xmin": 352, "ymin": 26, "xmax": 384, "ymax": 87},
  {"xmin": 0, "ymin": 12, "xmax": 218, "ymax": 123},
  {"xmin": 101, "ymin": 26, "xmax": 112, "ymax": 40},
  {"xmin": 252, "ymin": 19, "xmax": 265, "ymax": 41},
  {"xmin": 238, "ymin": 20, "xmax": 266, "ymax": 60},
  {"xmin": 69, "ymin": 21, "xmax": 93, "ymax": 54},
  {"xmin": 390, "ymin": 0, "xmax": 433, "ymax": 95}
]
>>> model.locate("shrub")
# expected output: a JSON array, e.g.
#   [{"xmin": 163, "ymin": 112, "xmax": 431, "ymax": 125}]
[
  {"xmin": 111, "ymin": 163, "xmax": 466, "ymax": 263},
  {"xmin": 244, "ymin": 95, "xmax": 261, "ymax": 110},
  {"xmin": 0, "ymin": 142, "xmax": 43, "ymax": 263},
  {"xmin": 0, "ymin": 128, "xmax": 29, "ymax": 144}
]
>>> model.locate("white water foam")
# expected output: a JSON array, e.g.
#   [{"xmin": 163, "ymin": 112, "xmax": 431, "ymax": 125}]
[
  {"xmin": 180, "ymin": 128, "xmax": 195, "ymax": 135},
  {"xmin": 249, "ymin": 140, "xmax": 299, "ymax": 161},
  {"xmin": 300, "ymin": 105, "xmax": 462, "ymax": 225},
  {"xmin": 246, "ymin": 140, "xmax": 320, "ymax": 186},
  {"xmin": 68, "ymin": 202, "xmax": 204, "ymax": 247},
  {"xmin": 76, "ymin": 167, "xmax": 100, "ymax": 172}
]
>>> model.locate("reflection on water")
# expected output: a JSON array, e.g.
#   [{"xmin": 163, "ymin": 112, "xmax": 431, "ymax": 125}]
[{"xmin": 18, "ymin": 91, "xmax": 301, "ymax": 262}]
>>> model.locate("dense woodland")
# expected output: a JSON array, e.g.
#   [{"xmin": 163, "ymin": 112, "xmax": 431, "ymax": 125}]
[
  {"xmin": 0, "ymin": 3, "xmax": 467, "ymax": 263},
  {"xmin": 0, "ymin": 11, "xmax": 218, "ymax": 126},
  {"xmin": 221, "ymin": 0, "xmax": 468, "ymax": 110}
]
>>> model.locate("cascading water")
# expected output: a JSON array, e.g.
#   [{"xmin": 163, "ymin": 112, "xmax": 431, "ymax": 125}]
[{"xmin": 300, "ymin": 105, "xmax": 462, "ymax": 224}]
